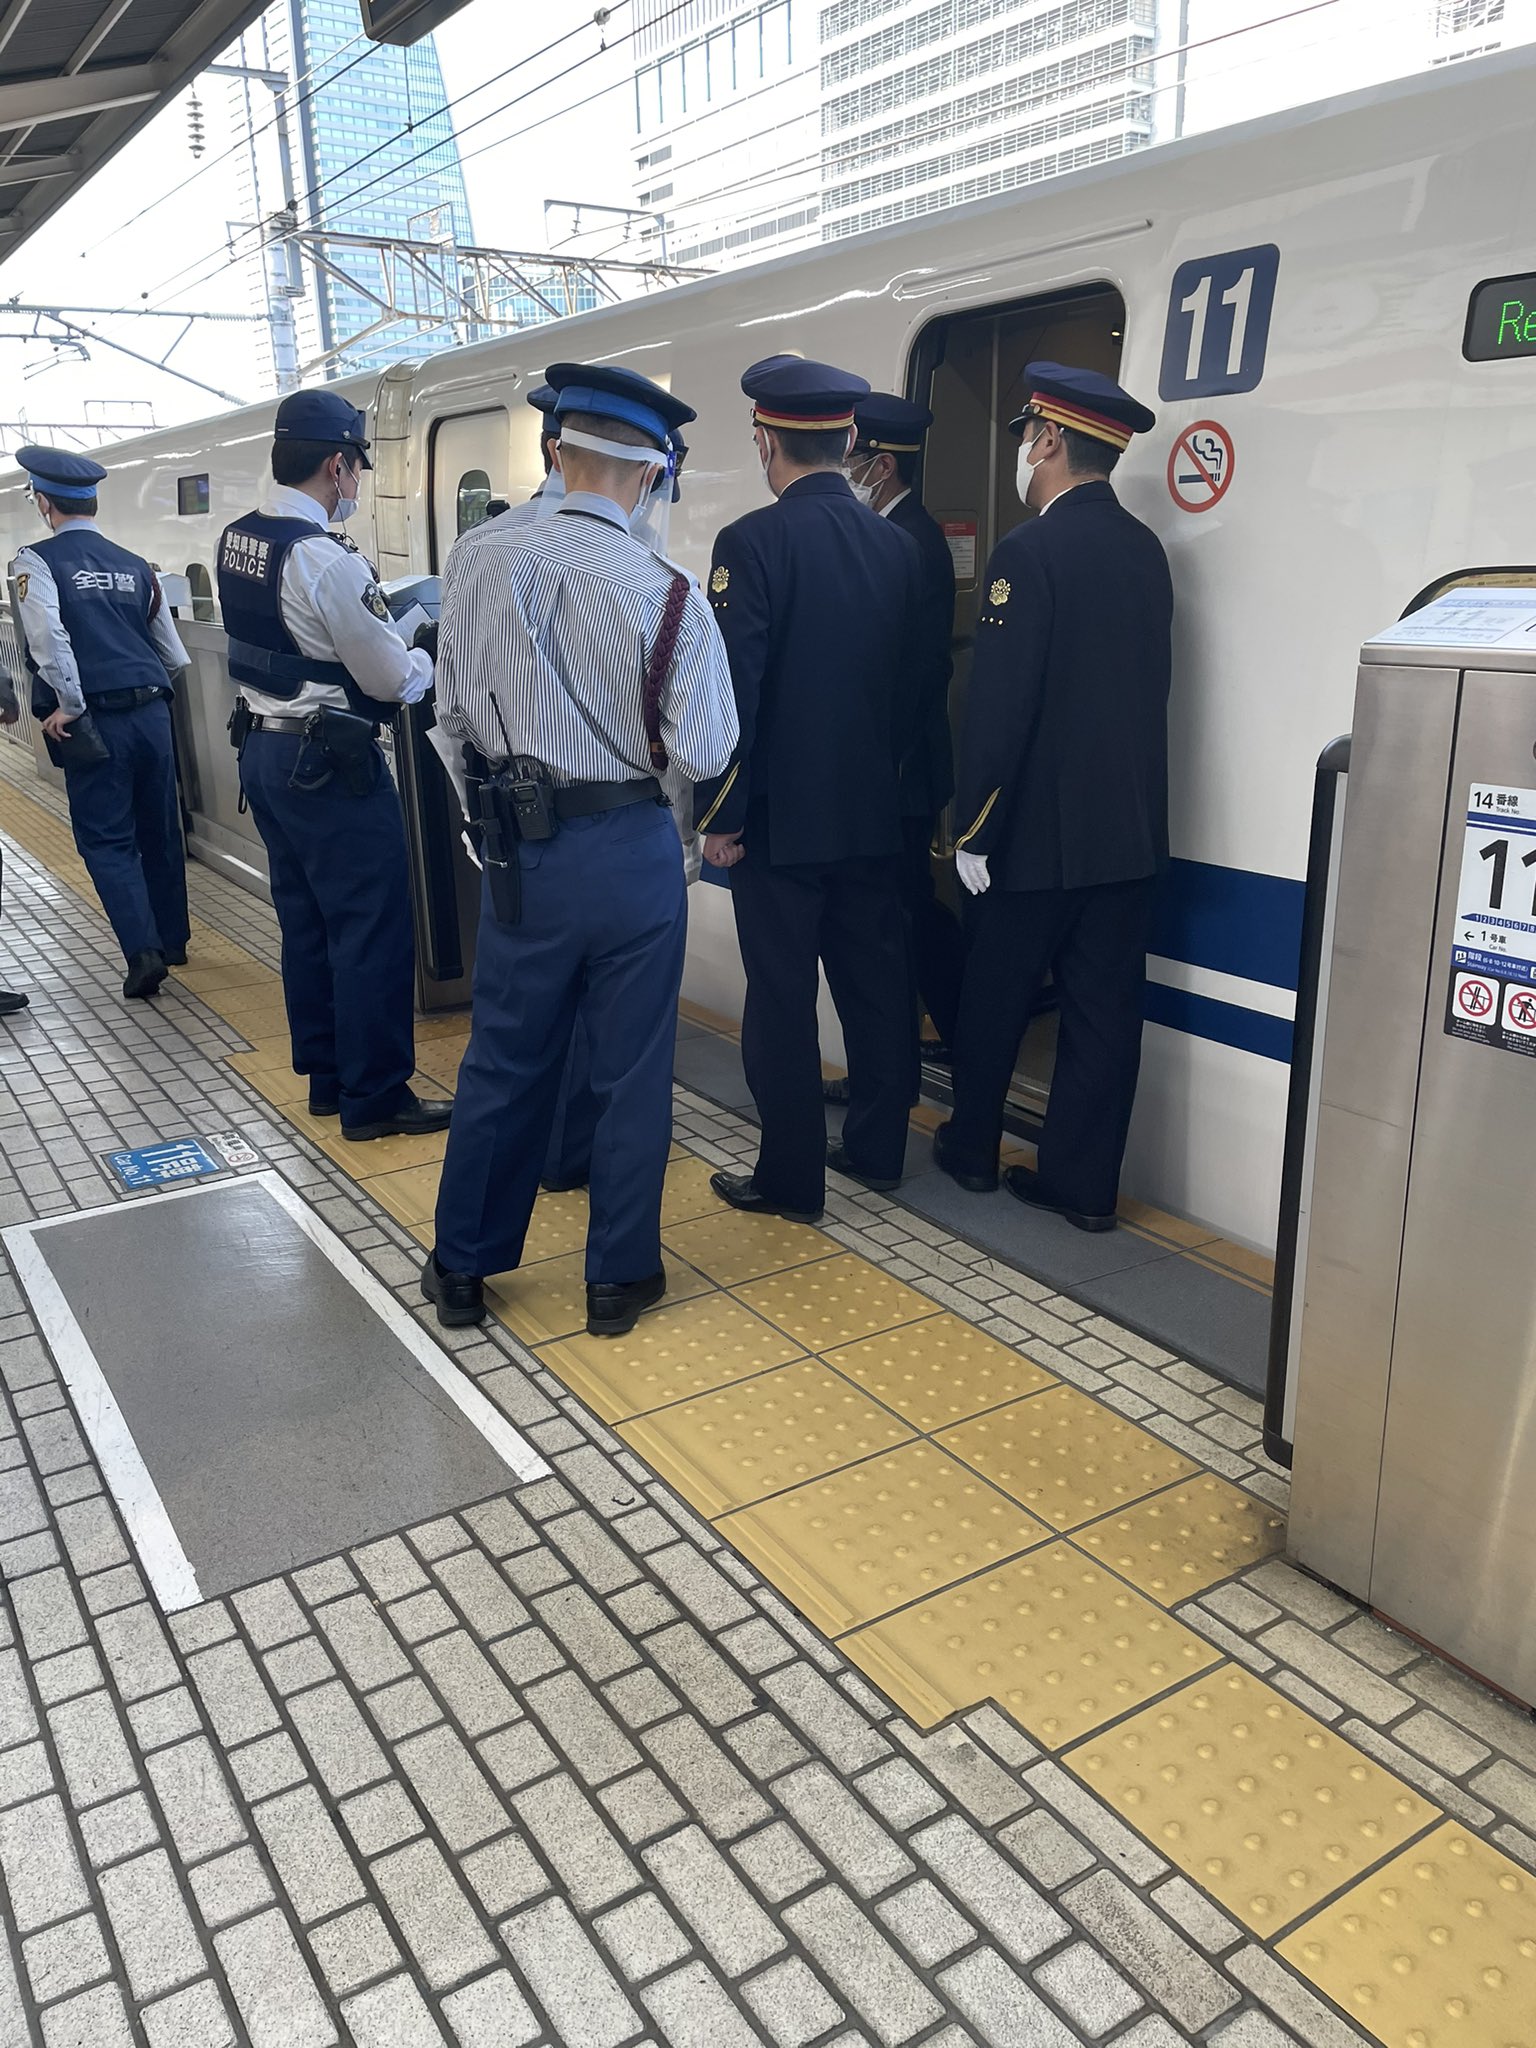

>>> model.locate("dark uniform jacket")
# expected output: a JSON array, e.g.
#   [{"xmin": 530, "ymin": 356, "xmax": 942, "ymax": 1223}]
[
  {"xmin": 954, "ymin": 479, "xmax": 1172, "ymax": 893},
  {"xmin": 887, "ymin": 492, "xmax": 955, "ymax": 820},
  {"xmin": 696, "ymin": 471, "xmax": 931, "ymax": 866}
]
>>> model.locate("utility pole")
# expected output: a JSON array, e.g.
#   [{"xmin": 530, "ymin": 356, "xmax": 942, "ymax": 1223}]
[{"xmin": 207, "ymin": 62, "xmax": 305, "ymax": 393}]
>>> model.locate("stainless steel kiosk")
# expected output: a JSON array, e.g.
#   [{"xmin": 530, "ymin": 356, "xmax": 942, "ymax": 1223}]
[{"xmin": 1290, "ymin": 587, "xmax": 1536, "ymax": 1709}]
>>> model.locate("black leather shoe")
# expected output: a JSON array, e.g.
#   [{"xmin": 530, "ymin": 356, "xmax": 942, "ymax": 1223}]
[
  {"xmin": 932, "ymin": 1121, "xmax": 998, "ymax": 1193},
  {"xmin": 540, "ymin": 1171, "xmax": 589, "ymax": 1194},
  {"xmin": 709, "ymin": 1170, "xmax": 822, "ymax": 1224},
  {"xmin": 826, "ymin": 1140, "xmax": 901, "ymax": 1193},
  {"xmin": 421, "ymin": 1251, "xmax": 486, "ymax": 1327},
  {"xmin": 123, "ymin": 950, "xmax": 167, "ymax": 1000},
  {"xmin": 343, "ymin": 1090, "xmax": 453, "ymax": 1142},
  {"xmin": 0, "ymin": 990, "xmax": 27, "ymax": 1016},
  {"xmin": 822, "ymin": 1076, "xmax": 851, "ymax": 1105},
  {"xmin": 162, "ymin": 946, "xmax": 188, "ymax": 967},
  {"xmin": 308, "ymin": 1092, "xmax": 340, "ymax": 1119},
  {"xmin": 1003, "ymin": 1164, "xmax": 1116, "ymax": 1234},
  {"xmin": 586, "ymin": 1269, "xmax": 666, "ymax": 1337}
]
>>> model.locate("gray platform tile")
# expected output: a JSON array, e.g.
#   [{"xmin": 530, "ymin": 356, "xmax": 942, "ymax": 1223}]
[
  {"xmin": 141, "ymin": 1978, "xmax": 239, "ymax": 2048},
  {"xmin": 314, "ymin": 1593, "xmax": 413, "ymax": 1692},
  {"xmin": 439, "ymin": 1968, "xmax": 541, "ymax": 2048},
  {"xmin": 146, "ymin": 1736, "xmax": 245, "ymax": 1863},
  {"xmin": 0, "ymin": 1737, "xmax": 52, "ymax": 1807},
  {"xmin": 645, "ymin": 1622, "xmax": 758, "ymax": 1727},
  {"xmin": 12, "ymin": 1566, "xmax": 87, "ymax": 1661},
  {"xmin": 1402, "ymin": 1657, "xmax": 1536, "ymax": 1774},
  {"xmin": 0, "ymin": 1335, "xmax": 56, "ymax": 1397},
  {"xmin": 544, "ymin": 1509, "xmax": 641, "ymax": 1596},
  {"xmin": 288, "ymin": 1679, "xmax": 389, "ymax": 1796},
  {"xmin": 0, "ymin": 1529, "xmax": 61, "ymax": 1576},
  {"xmin": 81, "ymin": 1566, "xmax": 146, "ymax": 1624},
  {"xmin": 492, "ymin": 1623, "xmax": 564, "ymax": 1690},
  {"xmin": 79, "ymin": 1788, "xmax": 159, "ymax": 1871},
  {"xmin": 36, "ymin": 1645, "xmax": 103, "ymax": 1706},
  {"xmin": 1150, "ymin": 1876, "xmax": 1242, "ymax": 1956},
  {"xmin": 960, "ymin": 1704, "xmax": 1040, "ymax": 1772},
  {"xmin": 0, "ymin": 1463, "xmax": 46, "ymax": 1541},
  {"xmin": 232, "ymin": 1577, "xmax": 309, "ymax": 1651},
  {"xmin": 501, "ymin": 1545, "xmax": 570, "ymax": 1598},
  {"xmin": 730, "ymin": 1820, "xmax": 824, "ymax": 1906},
  {"xmin": 388, "ymin": 1590, "xmax": 457, "ymax": 1646},
  {"xmin": 340, "ymin": 1781, "xmax": 425, "ymax": 1858},
  {"xmin": 1019, "ymin": 1763, "xmax": 1168, "ymax": 1883},
  {"xmin": 717, "ymin": 1617, "xmax": 795, "ymax": 1677},
  {"xmin": 599, "ymin": 1766, "xmax": 688, "ymax": 1848},
  {"xmin": 396, "ymin": 1723, "xmax": 510, "ymax": 1851},
  {"xmin": 461, "ymin": 1832, "xmax": 548, "ymax": 1916},
  {"xmin": 913, "ymin": 1815, "xmax": 1065, "ymax": 1966},
  {"xmin": 603, "ymin": 1668, "xmax": 680, "ymax": 1732},
  {"xmin": 46, "ymin": 1468, "xmax": 103, "ymax": 1513},
  {"xmin": 94, "ymin": 1602, "xmax": 180, "ymax": 1706},
  {"xmin": 1338, "ymin": 1718, "xmax": 1494, "ymax": 1830},
  {"xmin": 189, "ymin": 1843, "xmax": 275, "ymax": 1929},
  {"xmin": 1243, "ymin": 1562, "xmax": 1354, "ymax": 1632},
  {"xmin": 785, "ymin": 1884, "xmax": 943, "ymax": 2046},
  {"xmin": 168, "ymin": 1601, "xmax": 235, "ymax": 1654},
  {"xmin": 342, "ymin": 1973, "xmax": 447, "ymax": 2047},
  {"xmin": 1469, "ymin": 1756, "xmax": 1536, "ymax": 1832},
  {"xmin": 406, "ymin": 1514, "xmax": 473, "ymax": 1563},
  {"xmin": 0, "ymin": 1792, "xmax": 91, "ymax": 1930},
  {"xmin": 1112, "ymin": 2024, "xmax": 1195, "ymax": 2048},
  {"xmin": 1200, "ymin": 1583, "xmax": 1282, "ymax": 1635},
  {"xmin": 1062, "ymin": 1871, "xmax": 1241, "ymax": 2035},
  {"xmin": 254, "ymin": 1783, "xmax": 366, "ymax": 1923},
  {"xmin": 351, "ymin": 1536, "xmax": 430, "ymax": 1605},
  {"xmin": 22, "ymin": 1908, "xmax": 112, "ymax": 2003},
  {"xmin": 642, "ymin": 1959, "xmax": 767, "ymax": 2048},
  {"xmin": 536, "ymin": 1583, "xmax": 640, "ymax": 1683},
  {"xmin": 215, "ymin": 1905, "xmax": 339, "ymax": 2048},
  {"xmin": 478, "ymin": 1718, "xmax": 559, "ymax": 1795},
  {"xmin": 97, "ymin": 1847, "xmax": 205, "ymax": 2001},
  {"xmin": 0, "ymin": 1646, "xmax": 39, "ymax": 1746},
  {"xmin": 229, "ymin": 1730, "xmax": 308, "ymax": 1803},
  {"xmin": 523, "ymin": 1667, "xmax": 641, "ymax": 1786},
  {"xmin": 40, "ymin": 1982, "xmax": 135, "ymax": 2048},
  {"xmin": 761, "ymin": 1664, "xmax": 890, "ymax": 1774},
  {"xmin": 1392, "ymin": 1706, "xmax": 1492, "ymax": 1778},
  {"xmin": 21, "ymin": 1410, "xmax": 87, "ymax": 1478},
  {"xmin": 645, "ymin": 1824, "xmax": 785, "ymax": 1975},
  {"xmin": 939, "ymin": 1948, "xmax": 1083, "ymax": 2048},
  {"xmin": 1225, "ymin": 1948, "xmax": 1373, "ymax": 2048},
  {"xmin": 742, "ymin": 1955, "xmax": 847, "ymax": 2048},
  {"xmin": 774, "ymin": 1766, "xmax": 914, "ymax": 1900},
  {"xmin": 309, "ymin": 1903, "xmax": 403, "ymax": 1996},
  {"xmin": 292, "ymin": 1557, "xmax": 358, "ymax": 1607},
  {"xmin": 369, "ymin": 1675, "xmax": 442, "ymax": 1742},
  {"xmin": 433, "ymin": 1548, "xmax": 528, "ymax": 1640},
  {"xmin": 1033, "ymin": 1941, "xmax": 1145, "ymax": 2038},
  {"xmin": 851, "ymin": 1759, "xmax": 947, "ymax": 1833},
  {"xmin": 513, "ymin": 1770, "xmax": 640, "ymax": 1912},
  {"xmin": 264, "ymin": 1636, "xmax": 336, "ymax": 1697},
  {"xmin": 1211, "ymin": 2017, "xmax": 1305, "ymax": 2048},
  {"xmin": 501, "ymin": 1894, "xmax": 641, "ymax": 2048},
  {"xmin": 727, "ymin": 1712, "xmax": 812, "ymax": 1783},
  {"xmin": 875, "ymin": 1878, "xmax": 976, "ymax": 1967},
  {"xmin": 186, "ymin": 1638, "xmax": 282, "ymax": 1749},
  {"xmin": 751, "ymin": 1591, "xmax": 839, "ymax": 1673},
  {"xmin": 55, "ymin": 1497, "xmax": 128, "ymax": 1576},
  {"xmin": 372, "ymin": 1837, "xmax": 498, "ymax": 1990},
  {"xmin": 643, "ymin": 1712, "xmax": 771, "ymax": 1841},
  {"xmin": 888, "ymin": 1724, "xmax": 1027, "ymax": 1826},
  {"xmin": 415, "ymin": 1630, "xmax": 521, "ymax": 1738},
  {"xmin": 644, "ymin": 1541, "xmax": 754, "ymax": 1630},
  {"xmin": 1258, "ymin": 1620, "xmax": 1411, "ymax": 1724},
  {"xmin": 594, "ymin": 1891, "xmax": 692, "ymax": 1982}
]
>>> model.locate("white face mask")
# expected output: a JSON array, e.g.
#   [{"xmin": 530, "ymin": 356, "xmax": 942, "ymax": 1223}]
[
  {"xmin": 848, "ymin": 478, "xmax": 876, "ymax": 508},
  {"xmin": 1015, "ymin": 431, "xmax": 1041, "ymax": 506},
  {"xmin": 333, "ymin": 460, "xmax": 360, "ymax": 524}
]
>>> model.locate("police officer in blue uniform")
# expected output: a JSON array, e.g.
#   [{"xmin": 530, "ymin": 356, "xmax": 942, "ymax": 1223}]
[
  {"xmin": 697, "ymin": 359, "xmax": 935, "ymax": 1221},
  {"xmin": 215, "ymin": 390, "xmax": 451, "ymax": 1141},
  {"xmin": 934, "ymin": 363, "xmax": 1171, "ymax": 1229},
  {"xmin": 13, "ymin": 446, "xmax": 190, "ymax": 999}
]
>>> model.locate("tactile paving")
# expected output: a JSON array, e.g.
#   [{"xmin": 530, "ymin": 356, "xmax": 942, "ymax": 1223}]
[
  {"xmin": 518, "ymin": 1188, "xmax": 591, "ymax": 1263},
  {"xmin": 663, "ymin": 1207, "xmax": 834, "ymax": 1287},
  {"xmin": 358, "ymin": 1164, "xmax": 443, "ymax": 1228},
  {"xmin": 735, "ymin": 1252, "xmax": 933, "ymax": 1350},
  {"xmin": 321, "ymin": 1128, "xmax": 450, "ymax": 1176},
  {"xmin": 939, "ymin": 1385, "xmax": 1197, "ymax": 1530},
  {"xmin": 1067, "ymin": 1665, "xmax": 1436, "ymax": 1936},
  {"xmin": 1279, "ymin": 1822, "xmax": 1536, "ymax": 2047},
  {"xmin": 821, "ymin": 1313, "xmax": 1055, "ymax": 1431},
  {"xmin": 719, "ymin": 1440, "xmax": 1049, "ymax": 1635},
  {"xmin": 659, "ymin": 1156, "xmax": 736, "ymax": 1227},
  {"xmin": 843, "ymin": 1540, "xmax": 1219, "ymax": 1743},
  {"xmin": 488, "ymin": 1251, "xmax": 710, "ymax": 1347},
  {"xmin": 1075, "ymin": 1474, "xmax": 1287, "ymax": 1603},
  {"xmin": 539, "ymin": 1293, "xmax": 805, "ymax": 1423},
  {"xmin": 619, "ymin": 1358, "xmax": 914, "ymax": 1515}
]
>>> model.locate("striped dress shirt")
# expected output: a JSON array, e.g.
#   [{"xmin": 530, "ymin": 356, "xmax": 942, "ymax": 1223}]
[{"xmin": 435, "ymin": 491, "xmax": 738, "ymax": 787}]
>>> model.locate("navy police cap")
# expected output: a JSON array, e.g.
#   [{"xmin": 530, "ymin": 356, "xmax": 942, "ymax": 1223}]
[
  {"xmin": 1009, "ymin": 362, "xmax": 1155, "ymax": 452},
  {"xmin": 15, "ymin": 444, "xmax": 107, "ymax": 503},
  {"xmin": 272, "ymin": 389, "xmax": 372, "ymax": 468},
  {"xmin": 526, "ymin": 382, "xmax": 557, "ymax": 419},
  {"xmin": 545, "ymin": 362, "xmax": 694, "ymax": 448},
  {"xmin": 742, "ymin": 357, "xmax": 869, "ymax": 432},
  {"xmin": 854, "ymin": 393, "xmax": 933, "ymax": 454}
]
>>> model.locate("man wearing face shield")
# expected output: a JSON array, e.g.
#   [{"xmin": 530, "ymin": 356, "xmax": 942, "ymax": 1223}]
[
  {"xmin": 215, "ymin": 389, "xmax": 448, "ymax": 1142},
  {"xmin": 933, "ymin": 362, "xmax": 1170, "ymax": 1231}
]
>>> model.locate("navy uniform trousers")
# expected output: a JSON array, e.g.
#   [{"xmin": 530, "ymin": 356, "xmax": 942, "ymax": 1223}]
[
  {"xmin": 435, "ymin": 801, "xmax": 685, "ymax": 1284},
  {"xmin": 239, "ymin": 732, "xmax": 416, "ymax": 1126},
  {"xmin": 62, "ymin": 698, "xmax": 188, "ymax": 965},
  {"xmin": 900, "ymin": 812, "xmax": 965, "ymax": 1059},
  {"xmin": 948, "ymin": 877, "xmax": 1157, "ymax": 1216},
  {"xmin": 544, "ymin": 1020, "xmax": 596, "ymax": 1187}
]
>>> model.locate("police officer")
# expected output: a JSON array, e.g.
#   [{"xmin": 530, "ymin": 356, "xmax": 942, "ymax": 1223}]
[
  {"xmin": 0, "ymin": 665, "xmax": 25, "ymax": 1015},
  {"xmin": 697, "ymin": 359, "xmax": 933, "ymax": 1221},
  {"xmin": 423, "ymin": 362, "xmax": 736, "ymax": 1338},
  {"xmin": 934, "ymin": 363, "xmax": 1170, "ymax": 1229},
  {"xmin": 13, "ymin": 446, "xmax": 190, "ymax": 999},
  {"xmin": 215, "ymin": 389, "xmax": 450, "ymax": 1141}
]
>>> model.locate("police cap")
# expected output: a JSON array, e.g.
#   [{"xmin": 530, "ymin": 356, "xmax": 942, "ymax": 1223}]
[
  {"xmin": 854, "ymin": 393, "xmax": 933, "ymax": 455},
  {"xmin": 15, "ymin": 444, "xmax": 107, "ymax": 504},
  {"xmin": 742, "ymin": 357, "xmax": 869, "ymax": 432},
  {"xmin": 526, "ymin": 382, "xmax": 557, "ymax": 419},
  {"xmin": 272, "ymin": 389, "xmax": 372, "ymax": 468},
  {"xmin": 545, "ymin": 362, "xmax": 694, "ymax": 450},
  {"xmin": 1009, "ymin": 362, "xmax": 1155, "ymax": 452}
]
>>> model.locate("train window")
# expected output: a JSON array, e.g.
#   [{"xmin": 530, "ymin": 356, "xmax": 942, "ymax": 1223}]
[
  {"xmin": 1403, "ymin": 567, "xmax": 1536, "ymax": 616},
  {"xmin": 456, "ymin": 469, "xmax": 492, "ymax": 535},
  {"xmin": 177, "ymin": 474, "xmax": 210, "ymax": 516},
  {"xmin": 1464, "ymin": 275, "xmax": 1536, "ymax": 361},
  {"xmin": 185, "ymin": 562, "xmax": 215, "ymax": 624}
]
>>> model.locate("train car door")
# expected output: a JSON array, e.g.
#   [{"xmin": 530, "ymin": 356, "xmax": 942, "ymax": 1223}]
[
  {"xmin": 430, "ymin": 407, "xmax": 511, "ymax": 569},
  {"xmin": 907, "ymin": 284, "xmax": 1127, "ymax": 1124}
]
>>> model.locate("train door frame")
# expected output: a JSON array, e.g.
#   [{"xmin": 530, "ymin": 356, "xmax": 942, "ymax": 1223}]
[{"xmin": 427, "ymin": 405, "xmax": 512, "ymax": 572}]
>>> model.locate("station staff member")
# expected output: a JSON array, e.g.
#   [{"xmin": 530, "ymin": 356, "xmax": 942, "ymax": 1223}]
[
  {"xmin": 697, "ymin": 358, "xmax": 932, "ymax": 1221},
  {"xmin": 13, "ymin": 446, "xmax": 190, "ymax": 1000},
  {"xmin": 934, "ymin": 362, "xmax": 1171, "ymax": 1230},
  {"xmin": 215, "ymin": 389, "xmax": 450, "ymax": 1142},
  {"xmin": 422, "ymin": 361, "xmax": 736, "ymax": 1340}
]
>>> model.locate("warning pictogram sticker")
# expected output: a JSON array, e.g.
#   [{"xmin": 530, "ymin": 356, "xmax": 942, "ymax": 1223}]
[
  {"xmin": 1168, "ymin": 420, "xmax": 1235, "ymax": 513},
  {"xmin": 1503, "ymin": 985, "xmax": 1536, "ymax": 1034},
  {"xmin": 1455, "ymin": 971, "xmax": 1498, "ymax": 1020}
]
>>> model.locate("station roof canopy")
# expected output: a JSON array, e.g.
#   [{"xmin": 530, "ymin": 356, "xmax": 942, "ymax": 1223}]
[{"xmin": 0, "ymin": 0, "xmax": 268, "ymax": 255}]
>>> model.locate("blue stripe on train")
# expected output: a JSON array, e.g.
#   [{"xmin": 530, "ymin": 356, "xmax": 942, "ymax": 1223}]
[
  {"xmin": 1150, "ymin": 858, "xmax": 1305, "ymax": 994},
  {"xmin": 1143, "ymin": 981, "xmax": 1293, "ymax": 1063}
]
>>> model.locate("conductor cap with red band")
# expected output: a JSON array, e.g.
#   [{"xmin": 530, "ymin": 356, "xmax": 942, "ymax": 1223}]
[
  {"xmin": 1008, "ymin": 361, "xmax": 1156, "ymax": 452},
  {"xmin": 741, "ymin": 355, "xmax": 871, "ymax": 435}
]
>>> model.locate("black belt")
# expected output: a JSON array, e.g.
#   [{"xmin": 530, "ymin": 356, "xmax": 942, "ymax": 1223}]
[
  {"xmin": 552, "ymin": 776, "xmax": 661, "ymax": 818},
  {"xmin": 88, "ymin": 685, "xmax": 170, "ymax": 714},
  {"xmin": 246, "ymin": 713, "xmax": 319, "ymax": 736}
]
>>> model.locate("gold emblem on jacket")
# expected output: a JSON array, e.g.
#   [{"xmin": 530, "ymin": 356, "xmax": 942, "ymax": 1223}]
[
  {"xmin": 15, "ymin": 572, "xmax": 27, "ymax": 604},
  {"xmin": 989, "ymin": 577, "xmax": 1011, "ymax": 607},
  {"xmin": 710, "ymin": 565, "xmax": 730, "ymax": 595}
]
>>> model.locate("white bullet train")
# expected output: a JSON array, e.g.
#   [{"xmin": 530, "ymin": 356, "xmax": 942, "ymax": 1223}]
[{"xmin": 5, "ymin": 43, "xmax": 1536, "ymax": 1253}]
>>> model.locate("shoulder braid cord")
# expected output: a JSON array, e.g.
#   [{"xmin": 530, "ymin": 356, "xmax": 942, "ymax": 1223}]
[{"xmin": 642, "ymin": 571, "xmax": 691, "ymax": 772}]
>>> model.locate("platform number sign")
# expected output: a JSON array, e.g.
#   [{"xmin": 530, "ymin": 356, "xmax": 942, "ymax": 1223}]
[
  {"xmin": 1446, "ymin": 783, "xmax": 1536, "ymax": 1057},
  {"xmin": 1159, "ymin": 244, "xmax": 1280, "ymax": 402}
]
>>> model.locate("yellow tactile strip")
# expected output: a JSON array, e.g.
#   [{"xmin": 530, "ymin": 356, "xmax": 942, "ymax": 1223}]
[
  {"xmin": 940, "ymin": 1385, "xmax": 1199, "ymax": 1533},
  {"xmin": 1076, "ymin": 1474, "xmax": 1288, "ymax": 1603}
]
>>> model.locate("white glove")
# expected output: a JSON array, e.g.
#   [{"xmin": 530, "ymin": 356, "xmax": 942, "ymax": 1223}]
[{"xmin": 956, "ymin": 849, "xmax": 991, "ymax": 896}]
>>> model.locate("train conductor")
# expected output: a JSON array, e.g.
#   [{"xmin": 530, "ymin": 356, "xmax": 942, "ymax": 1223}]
[
  {"xmin": 13, "ymin": 445, "xmax": 190, "ymax": 1000},
  {"xmin": 934, "ymin": 362, "xmax": 1172, "ymax": 1229},
  {"xmin": 697, "ymin": 358, "xmax": 933, "ymax": 1221},
  {"xmin": 423, "ymin": 361, "xmax": 737, "ymax": 1338},
  {"xmin": 215, "ymin": 389, "xmax": 451, "ymax": 1141}
]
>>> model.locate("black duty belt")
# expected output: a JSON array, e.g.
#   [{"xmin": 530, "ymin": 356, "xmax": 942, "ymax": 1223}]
[
  {"xmin": 88, "ymin": 685, "xmax": 171, "ymax": 714},
  {"xmin": 246, "ymin": 713, "xmax": 319, "ymax": 736},
  {"xmin": 551, "ymin": 776, "xmax": 661, "ymax": 818}
]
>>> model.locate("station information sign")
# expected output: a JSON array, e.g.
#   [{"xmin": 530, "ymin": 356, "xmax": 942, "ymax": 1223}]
[{"xmin": 1464, "ymin": 274, "xmax": 1536, "ymax": 361}]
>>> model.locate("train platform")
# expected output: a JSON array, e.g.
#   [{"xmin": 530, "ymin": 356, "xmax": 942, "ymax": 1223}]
[{"xmin": 0, "ymin": 750, "xmax": 1534, "ymax": 2048}]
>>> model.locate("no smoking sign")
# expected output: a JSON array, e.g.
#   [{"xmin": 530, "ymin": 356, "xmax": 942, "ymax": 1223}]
[{"xmin": 1168, "ymin": 420, "xmax": 1235, "ymax": 513}]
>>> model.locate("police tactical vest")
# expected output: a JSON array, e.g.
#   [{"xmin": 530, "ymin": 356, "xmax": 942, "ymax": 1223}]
[
  {"xmin": 215, "ymin": 512, "xmax": 396, "ymax": 724},
  {"xmin": 24, "ymin": 529, "xmax": 169, "ymax": 706}
]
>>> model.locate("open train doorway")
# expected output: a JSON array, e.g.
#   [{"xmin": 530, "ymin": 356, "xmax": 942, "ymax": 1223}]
[{"xmin": 907, "ymin": 282, "xmax": 1127, "ymax": 1124}]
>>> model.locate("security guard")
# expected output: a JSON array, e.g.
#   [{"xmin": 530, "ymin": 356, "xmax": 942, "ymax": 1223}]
[
  {"xmin": 697, "ymin": 358, "xmax": 934, "ymax": 1221},
  {"xmin": 0, "ymin": 665, "xmax": 25, "ymax": 1015},
  {"xmin": 934, "ymin": 362, "xmax": 1171, "ymax": 1229},
  {"xmin": 423, "ymin": 362, "xmax": 736, "ymax": 1338},
  {"xmin": 215, "ymin": 389, "xmax": 450, "ymax": 1141},
  {"xmin": 13, "ymin": 446, "xmax": 190, "ymax": 999}
]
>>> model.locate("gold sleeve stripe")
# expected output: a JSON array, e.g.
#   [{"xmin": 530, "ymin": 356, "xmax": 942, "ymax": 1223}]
[
  {"xmin": 695, "ymin": 761, "xmax": 741, "ymax": 831},
  {"xmin": 953, "ymin": 788, "xmax": 1001, "ymax": 851}
]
